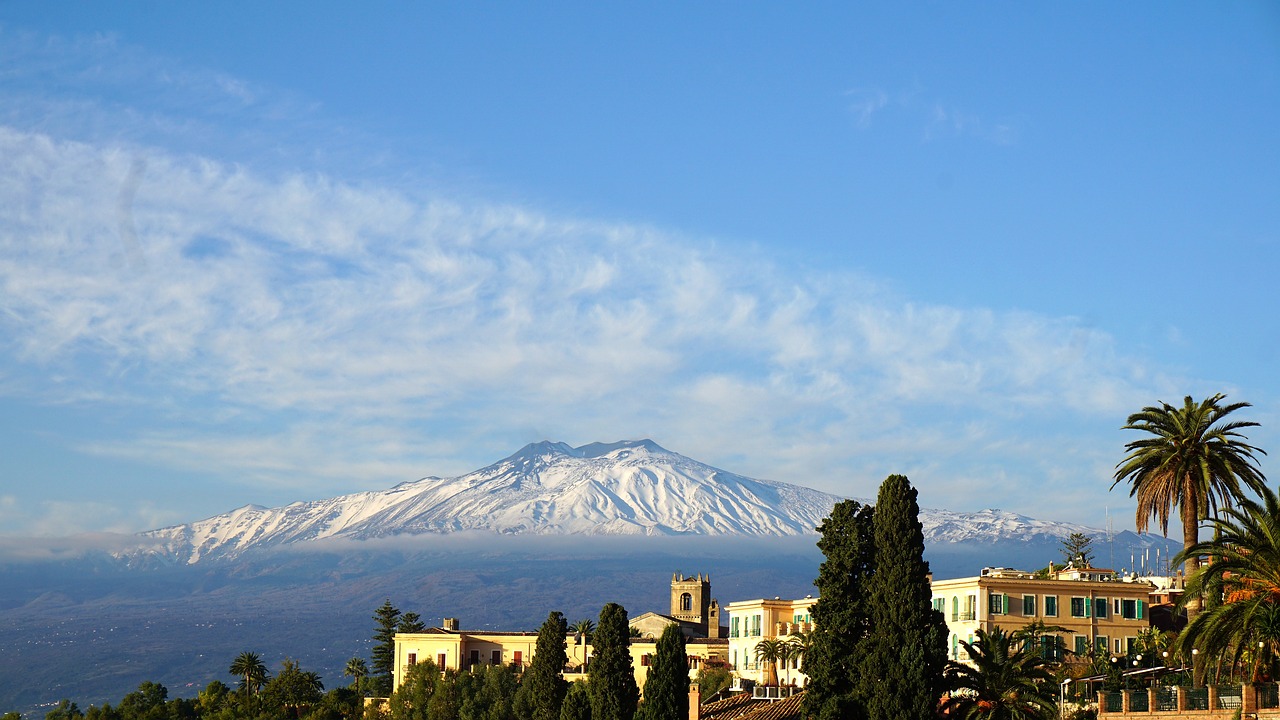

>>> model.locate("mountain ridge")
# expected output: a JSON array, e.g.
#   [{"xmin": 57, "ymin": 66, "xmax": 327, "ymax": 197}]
[{"xmin": 128, "ymin": 439, "xmax": 1171, "ymax": 566}]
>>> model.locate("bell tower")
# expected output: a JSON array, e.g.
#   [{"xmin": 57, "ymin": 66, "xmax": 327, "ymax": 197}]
[{"xmin": 670, "ymin": 572, "xmax": 720, "ymax": 637}]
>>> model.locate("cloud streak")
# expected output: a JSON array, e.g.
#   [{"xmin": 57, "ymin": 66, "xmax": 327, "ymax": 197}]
[{"xmin": 0, "ymin": 124, "xmax": 1176, "ymax": 532}]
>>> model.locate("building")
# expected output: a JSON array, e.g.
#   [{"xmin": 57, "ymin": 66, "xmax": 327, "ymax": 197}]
[
  {"xmin": 724, "ymin": 595, "xmax": 816, "ymax": 687},
  {"xmin": 630, "ymin": 572, "xmax": 726, "ymax": 639},
  {"xmin": 930, "ymin": 565, "xmax": 1156, "ymax": 664}
]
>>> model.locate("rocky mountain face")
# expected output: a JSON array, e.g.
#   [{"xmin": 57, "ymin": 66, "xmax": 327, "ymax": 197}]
[{"xmin": 131, "ymin": 439, "xmax": 1169, "ymax": 566}]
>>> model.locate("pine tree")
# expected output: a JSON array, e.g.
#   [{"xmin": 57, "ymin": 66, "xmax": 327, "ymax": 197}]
[
  {"xmin": 802, "ymin": 499, "xmax": 875, "ymax": 720},
  {"xmin": 857, "ymin": 474, "xmax": 947, "ymax": 720},
  {"xmin": 589, "ymin": 603, "xmax": 638, "ymax": 720},
  {"xmin": 639, "ymin": 623, "xmax": 687, "ymax": 720},
  {"xmin": 399, "ymin": 611, "xmax": 427, "ymax": 634},
  {"xmin": 371, "ymin": 600, "xmax": 403, "ymax": 696},
  {"xmin": 516, "ymin": 611, "xmax": 570, "ymax": 720}
]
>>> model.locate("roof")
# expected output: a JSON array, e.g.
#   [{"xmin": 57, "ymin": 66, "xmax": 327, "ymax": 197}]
[{"xmin": 700, "ymin": 692, "xmax": 805, "ymax": 720}]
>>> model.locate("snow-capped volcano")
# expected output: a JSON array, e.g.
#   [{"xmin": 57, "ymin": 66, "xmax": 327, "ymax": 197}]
[
  {"xmin": 139, "ymin": 439, "xmax": 842, "ymax": 563},
  {"xmin": 133, "ymin": 439, "xmax": 1172, "ymax": 566}
]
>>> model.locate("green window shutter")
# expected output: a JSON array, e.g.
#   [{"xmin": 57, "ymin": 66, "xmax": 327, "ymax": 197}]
[
  {"xmin": 1136, "ymin": 600, "xmax": 1144, "ymax": 620},
  {"xmin": 1003, "ymin": 594, "xmax": 1009, "ymax": 615},
  {"xmin": 1084, "ymin": 599, "xmax": 1092, "ymax": 618}
]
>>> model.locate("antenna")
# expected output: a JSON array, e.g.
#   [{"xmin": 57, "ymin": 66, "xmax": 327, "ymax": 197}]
[{"xmin": 1107, "ymin": 506, "xmax": 1115, "ymax": 572}]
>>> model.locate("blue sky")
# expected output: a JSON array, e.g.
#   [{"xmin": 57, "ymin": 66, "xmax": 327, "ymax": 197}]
[{"xmin": 0, "ymin": 2, "xmax": 1276, "ymax": 538}]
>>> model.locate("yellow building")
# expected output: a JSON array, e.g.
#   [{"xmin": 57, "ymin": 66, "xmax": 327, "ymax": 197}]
[
  {"xmin": 724, "ymin": 596, "xmax": 816, "ymax": 686},
  {"xmin": 393, "ymin": 616, "xmax": 727, "ymax": 695},
  {"xmin": 930, "ymin": 566, "xmax": 1155, "ymax": 664}
]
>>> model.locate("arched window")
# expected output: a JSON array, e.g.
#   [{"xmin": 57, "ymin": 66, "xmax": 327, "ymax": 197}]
[
  {"xmin": 951, "ymin": 596, "xmax": 959, "ymax": 621},
  {"xmin": 680, "ymin": 592, "xmax": 693, "ymax": 612}
]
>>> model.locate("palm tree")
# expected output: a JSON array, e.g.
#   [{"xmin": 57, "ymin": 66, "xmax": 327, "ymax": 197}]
[
  {"xmin": 1174, "ymin": 483, "xmax": 1280, "ymax": 681},
  {"xmin": 786, "ymin": 630, "xmax": 810, "ymax": 686},
  {"xmin": 753, "ymin": 638, "xmax": 782, "ymax": 686},
  {"xmin": 941, "ymin": 627, "xmax": 1057, "ymax": 720},
  {"xmin": 572, "ymin": 618, "xmax": 595, "ymax": 644},
  {"xmin": 1113, "ymin": 394, "xmax": 1267, "ymax": 631},
  {"xmin": 344, "ymin": 657, "xmax": 369, "ymax": 691},
  {"xmin": 229, "ymin": 651, "xmax": 269, "ymax": 696},
  {"xmin": 1012, "ymin": 619, "xmax": 1068, "ymax": 663}
]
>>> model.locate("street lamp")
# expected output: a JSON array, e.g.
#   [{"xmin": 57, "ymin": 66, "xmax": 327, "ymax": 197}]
[{"xmin": 1060, "ymin": 678, "xmax": 1072, "ymax": 720}]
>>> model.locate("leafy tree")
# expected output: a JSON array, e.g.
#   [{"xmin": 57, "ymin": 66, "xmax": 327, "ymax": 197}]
[
  {"xmin": 1059, "ymin": 532, "xmax": 1095, "ymax": 568},
  {"xmin": 399, "ymin": 612, "xmax": 427, "ymax": 634},
  {"xmin": 3, "ymin": 713, "xmax": 22, "ymax": 720},
  {"xmin": 1112, "ymin": 395, "xmax": 1267, "ymax": 629},
  {"xmin": 802, "ymin": 499, "xmax": 875, "ymax": 720},
  {"xmin": 941, "ymin": 627, "xmax": 1057, "ymax": 720},
  {"xmin": 753, "ymin": 638, "xmax": 783, "ymax": 686},
  {"xmin": 196, "ymin": 680, "xmax": 231, "ymax": 715},
  {"xmin": 372, "ymin": 600, "xmax": 404, "ymax": 696},
  {"xmin": 858, "ymin": 474, "xmax": 948, "ymax": 720},
  {"xmin": 1012, "ymin": 620, "xmax": 1068, "ymax": 663},
  {"xmin": 516, "ymin": 611, "xmax": 570, "ymax": 720},
  {"xmin": 229, "ymin": 651, "xmax": 269, "ymax": 697},
  {"xmin": 589, "ymin": 603, "xmax": 638, "ymax": 720},
  {"xmin": 44, "ymin": 701, "xmax": 81, "ymax": 720},
  {"xmin": 389, "ymin": 658, "xmax": 438, "ymax": 720},
  {"xmin": 640, "ymin": 623, "xmax": 687, "ymax": 720},
  {"xmin": 117, "ymin": 682, "xmax": 168, "ymax": 720},
  {"xmin": 559, "ymin": 682, "xmax": 591, "ymax": 720},
  {"xmin": 82, "ymin": 706, "xmax": 119, "ymax": 720},
  {"xmin": 1175, "ymin": 482, "xmax": 1280, "ymax": 680},
  {"xmin": 345, "ymin": 657, "xmax": 370, "ymax": 692},
  {"xmin": 464, "ymin": 663, "xmax": 517, "ymax": 720},
  {"xmin": 572, "ymin": 619, "xmax": 596, "ymax": 645},
  {"xmin": 694, "ymin": 661, "xmax": 732, "ymax": 701},
  {"xmin": 426, "ymin": 667, "xmax": 462, "ymax": 720},
  {"xmin": 263, "ymin": 658, "xmax": 324, "ymax": 718}
]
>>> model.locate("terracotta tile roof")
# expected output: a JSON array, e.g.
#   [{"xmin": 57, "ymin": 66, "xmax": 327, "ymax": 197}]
[{"xmin": 699, "ymin": 692, "xmax": 805, "ymax": 720}]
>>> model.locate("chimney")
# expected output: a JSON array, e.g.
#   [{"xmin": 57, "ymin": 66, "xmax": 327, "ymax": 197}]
[
  {"xmin": 688, "ymin": 682, "xmax": 701, "ymax": 720},
  {"xmin": 442, "ymin": 617, "xmax": 460, "ymax": 631}
]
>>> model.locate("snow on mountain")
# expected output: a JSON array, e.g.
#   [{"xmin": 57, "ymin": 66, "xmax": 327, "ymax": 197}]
[
  {"xmin": 133, "ymin": 439, "xmax": 1146, "ymax": 565},
  {"xmin": 137, "ymin": 440, "xmax": 840, "ymax": 563}
]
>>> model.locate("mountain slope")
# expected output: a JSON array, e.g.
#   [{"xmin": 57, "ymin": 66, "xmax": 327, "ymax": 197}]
[
  {"xmin": 139, "ymin": 440, "xmax": 842, "ymax": 563},
  {"xmin": 133, "ymin": 439, "xmax": 1175, "ymax": 566}
]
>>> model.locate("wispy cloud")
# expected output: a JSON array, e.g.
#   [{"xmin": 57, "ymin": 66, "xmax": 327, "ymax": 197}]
[
  {"xmin": 0, "ymin": 124, "xmax": 1172, "ymax": 529},
  {"xmin": 844, "ymin": 83, "xmax": 1020, "ymax": 145}
]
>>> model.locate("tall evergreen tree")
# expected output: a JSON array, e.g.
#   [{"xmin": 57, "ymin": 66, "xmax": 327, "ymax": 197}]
[
  {"xmin": 802, "ymin": 499, "xmax": 875, "ymax": 720},
  {"xmin": 589, "ymin": 603, "xmax": 638, "ymax": 720},
  {"xmin": 559, "ymin": 682, "xmax": 591, "ymax": 720},
  {"xmin": 399, "ymin": 612, "xmax": 427, "ymax": 634},
  {"xmin": 372, "ymin": 600, "xmax": 403, "ymax": 696},
  {"xmin": 516, "ymin": 611, "xmax": 570, "ymax": 720},
  {"xmin": 639, "ymin": 623, "xmax": 687, "ymax": 720},
  {"xmin": 858, "ymin": 474, "xmax": 948, "ymax": 720}
]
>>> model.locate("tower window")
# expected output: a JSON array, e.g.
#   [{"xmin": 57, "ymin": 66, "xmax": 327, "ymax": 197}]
[{"xmin": 680, "ymin": 593, "xmax": 693, "ymax": 612}]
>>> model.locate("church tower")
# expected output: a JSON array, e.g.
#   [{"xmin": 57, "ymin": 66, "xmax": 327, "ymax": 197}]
[{"xmin": 670, "ymin": 572, "xmax": 722, "ymax": 638}]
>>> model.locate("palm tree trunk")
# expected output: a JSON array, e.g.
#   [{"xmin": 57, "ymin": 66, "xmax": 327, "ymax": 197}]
[{"xmin": 1182, "ymin": 492, "xmax": 1205, "ymax": 686}]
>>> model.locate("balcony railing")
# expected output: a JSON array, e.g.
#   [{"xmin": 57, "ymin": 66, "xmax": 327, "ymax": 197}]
[{"xmin": 752, "ymin": 686, "xmax": 799, "ymax": 700}]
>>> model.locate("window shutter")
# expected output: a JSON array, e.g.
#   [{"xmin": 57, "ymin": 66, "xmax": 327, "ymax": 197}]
[
  {"xmin": 1003, "ymin": 594, "xmax": 1009, "ymax": 614},
  {"xmin": 1137, "ymin": 600, "xmax": 1144, "ymax": 620},
  {"xmin": 1084, "ymin": 599, "xmax": 1091, "ymax": 618}
]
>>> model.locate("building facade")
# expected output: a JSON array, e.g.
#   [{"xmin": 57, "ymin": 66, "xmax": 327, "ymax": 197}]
[
  {"xmin": 724, "ymin": 596, "xmax": 816, "ymax": 686},
  {"xmin": 930, "ymin": 566, "xmax": 1155, "ymax": 664}
]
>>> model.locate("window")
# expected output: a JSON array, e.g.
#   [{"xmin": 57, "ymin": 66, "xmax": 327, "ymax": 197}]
[
  {"xmin": 641, "ymin": 654, "xmax": 651, "ymax": 667},
  {"xmin": 1075, "ymin": 636, "xmax": 1089, "ymax": 655},
  {"xmin": 1121, "ymin": 599, "xmax": 1143, "ymax": 620},
  {"xmin": 1094, "ymin": 598, "xmax": 1108, "ymax": 619},
  {"xmin": 492, "ymin": 650, "xmax": 501, "ymax": 665},
  {"xmin": 989, "ymin": 593, "xmax": 1006, "ymax": 615},
  {"xmin": 437, "ymin": 653, "xmax": 447, "ymax": 668},
  {"xmin": 732, "ymin": 650, "xmax": 738, "ymax": 669},
  {"xmin": 1126, "ymin": 637, "xmax": 1137, "ymax": 654},
  {"xmin": 731, "ymin": 617, "xmax": 740, "ymax": 638},
  {"xmin": 408, "ymin": 653, "xmax": 417, "ymax": 665},
  {"xmin": 1115, "ymin": 599, "xmax": 1122, "ymax": 616},
  {"xmin": 752, "ymin": 614, "xmax": 762, "ymax": 637},
  {"xmin": 951, "ymin": 596, "xmax": 959, "ymax": 621},
  {"xmin": 1070, "ymin": 597, "xmax": 1088, "ymax": 618},
  {"xmin": 680, "ymin": 593, "xmax": 693, "ymax": 612},
  {"xmin": 513, "ymin": 651, "xmax": 522, "ymax": 668},
  {"xmin": 951, "ymin": 634, "xmax": 959, "ymax": 660},
  {"xmin": 1095, "ymin": 636, "xmax": 1107, "ymax": 653},
  {"xmin": 1044, "ymin": 595, "xmax": 1058, "ymax": 617},
  {"xmin": 932, "ymin": 598, "xmax": 945, "ymax": 614},
  {"xmin": 1114, "ymin": 638, "xmax": 1123, "ymax": 654},
  {"xmin": 1023, "ymin": 595, "xmax": 1036, "ymax": 617}
]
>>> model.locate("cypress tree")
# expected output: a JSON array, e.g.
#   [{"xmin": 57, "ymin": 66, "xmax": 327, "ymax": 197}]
[
  {"xmin": 639, "ymin": 623, "xmax": 687, "ymax": 720},
  {"xmin": 371, "ymin": 599, "xmax": 403, "ymax": 696},
  {"xmin": 801, "ymin": 499, "xmax": 875, "ymax": 720},
  {"xmin": 857, "ymin": 474, "xmax": 947, "ymax": 720},
  {"xmin": 516, "ymin": 611, "xmax": 570, "ymax": 720},
  {"xmin": 589, "ymin": 603, "xmax": 638, "ymax": 720},
  {"xmin": 559, "ymin": 682, "xmax": 591, "ymax": 720}
]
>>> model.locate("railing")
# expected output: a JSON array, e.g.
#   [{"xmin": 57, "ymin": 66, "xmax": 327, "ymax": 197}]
[
  {"xmin": 1127, "ymin": 691, "xmax": 1148, "ymax": 712},
  {"xmin": 1186, "ymin": 687, "xmax": 1209, "ymax": 711},
  {"xmin": 1154, "ymin": 686, "xmax": 1178, "ymax": 711},
  {"xmin": 752, "ymin": 686, "xmax": 799, "ymax": 700},
  {"xmin": 1102, "ymin": 692, "xmax": 1123, "ymax": 713},
  {"xmin": 1260, "ymin": 682, "xmax": 1280, "ymax": 709},
  {"xmin": 957, "ymin": 611, "xmax": 976, "ymax": 621},
  {"xmin": 1215, "ymin": 685, "xmax": 1242, "ymax": 709}
]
